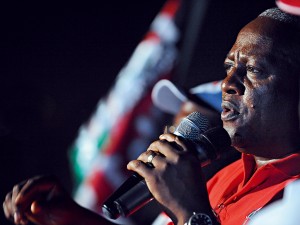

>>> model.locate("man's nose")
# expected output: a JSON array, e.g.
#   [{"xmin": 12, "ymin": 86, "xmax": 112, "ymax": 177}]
[{"xmin": 221, "ymin": 69, "xmax": 245, "ymax": 95}]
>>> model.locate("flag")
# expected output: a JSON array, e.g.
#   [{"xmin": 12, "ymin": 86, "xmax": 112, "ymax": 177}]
[{"xmin": 68, "ymin": 0, "xmax": 181, "ymax": 221}]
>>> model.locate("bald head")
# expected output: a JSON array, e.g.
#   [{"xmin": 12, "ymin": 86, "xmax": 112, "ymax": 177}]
[
  {"xmin": 258, "ymin": 7, "xmax": 300, "ymax": 25},
  {"xmin": 249, "ymin": 8, "xmax": 300, "ymax": 77}
]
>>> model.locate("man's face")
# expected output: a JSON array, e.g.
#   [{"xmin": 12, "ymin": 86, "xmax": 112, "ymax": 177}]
[{"xmin": 221, "ymin": 17, "xmax": 298, "ymax": 157}]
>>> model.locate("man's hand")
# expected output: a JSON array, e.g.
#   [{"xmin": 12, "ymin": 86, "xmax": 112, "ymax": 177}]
[
  {"xmin": 3, "ymin": 175, "xmax": 103, "ymax": 225},
  {"xmin": 127, "ymin": 133, "xmax": 213, "ymax": 225}
]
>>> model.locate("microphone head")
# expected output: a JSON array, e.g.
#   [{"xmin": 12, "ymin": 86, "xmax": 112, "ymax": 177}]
[
  {"xmin": 174, "ymin": 111, "xmax": 209, "ymax": 141},
  {"xmin": 174, "ymin": 112, "xmax": 231, "ymax": 165}
]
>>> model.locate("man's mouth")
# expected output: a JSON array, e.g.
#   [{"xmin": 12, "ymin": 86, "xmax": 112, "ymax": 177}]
[{"xmin": 221, "ymin": 101, "xmax": 240, "ymax": 121}]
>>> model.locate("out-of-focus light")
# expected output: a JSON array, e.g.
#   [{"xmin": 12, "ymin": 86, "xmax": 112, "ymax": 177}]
[{"xmin": 276, "ymin": 0, "xmax": 300, "ymax": 16}]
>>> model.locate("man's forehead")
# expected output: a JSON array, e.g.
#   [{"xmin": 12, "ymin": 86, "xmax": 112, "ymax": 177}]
[
  {"xmin": 226, "ymin": 30, "xmax": 273, "ymax": 61},
  {"xmin": 236, "ymin": 30, "xmax": 273, "ymax": 49},
  {"xmin": 239, "ymin": 17, "xmax": 291, "ymax": 46},
  {"xmin": 238, "ymin": 17, "xmax": 278, "ymax": 44}
]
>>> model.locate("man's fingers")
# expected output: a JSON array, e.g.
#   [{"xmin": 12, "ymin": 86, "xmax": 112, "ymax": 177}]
[
  {"xmin": 136, "ymin": 150, "xmax": 165, "ymax": 168},
  {"xmin": 3, "ymin": 191, "xmax": 28, "ymax": 225},
  {"xmin": 159, "ymin": 133, "xmax": 188, "ymax": 151},
  {"xmin": 127, "ymin": 160, "xmax": 154, "ymax": 178},
  {"xmin": 159, "ymin": 133, "xmax": 177, "ymax": 142},
  {"xmin": 12, "ymin": 184, "xmax": 21, "ymax": 210},
  {"xmin": 3, "ymin": 192, "xmax": 13, "ymax": 220},
  {"xmin": 15, "ymin": 176, "xmax": 59, "ymax": 213},
  {"xmin": 147, "ymin": 134, "xmax": 178, "ymax": 152},
  {"xmin": 147, "ymin": 139, "xmax": 185, "ymax": 162}
]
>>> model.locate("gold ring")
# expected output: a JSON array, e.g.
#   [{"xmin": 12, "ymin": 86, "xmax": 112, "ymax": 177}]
[{"xmin": 147, "ymin": 151, "xmax": 157, "ymax": 164}]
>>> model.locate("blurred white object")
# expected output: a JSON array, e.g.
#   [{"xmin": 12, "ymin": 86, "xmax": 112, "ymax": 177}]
[
  {"xmin": 276, "ymin": 0, "xmax": 300, "ymax": 16},
  {"xmin": 248, "ymin": 179, "xmax": 300, "ymax": 225}
]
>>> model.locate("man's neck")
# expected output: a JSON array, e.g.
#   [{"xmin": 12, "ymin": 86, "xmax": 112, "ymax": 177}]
[
  {"xmin": 252, "ymin": 135, "xmax": 300, "ymax": 169},
  {"xmin": 253, "ymin": 156, "xmax": 279, "ymax": 169}
]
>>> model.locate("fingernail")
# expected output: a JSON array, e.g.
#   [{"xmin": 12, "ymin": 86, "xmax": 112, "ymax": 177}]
[{"xmin": 14, "ymin": 211, "xmax": 21, "ymax": 223}]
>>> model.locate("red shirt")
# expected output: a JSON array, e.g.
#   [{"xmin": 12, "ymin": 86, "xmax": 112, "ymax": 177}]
[
  {"xmin": 207, "ymin": 152, "xmax": 300, "ymax": 225},
  {"xmin": 152, "ymin": 152, "xmax": 300, "ymax": 225}
]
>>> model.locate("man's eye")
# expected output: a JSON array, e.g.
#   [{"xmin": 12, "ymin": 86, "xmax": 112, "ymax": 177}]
[
  {"xmin": 224, "ymin": 63, "xmax": 234, "ymax": 72},
  {"xmin": 246, "ymin": 65, "xmax": 261, "ymax": 74}
]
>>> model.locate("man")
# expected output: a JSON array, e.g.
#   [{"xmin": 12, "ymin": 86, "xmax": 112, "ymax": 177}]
[{"xmin": 3, "ymin": 7, "xmax": 300, "ymax": 225}]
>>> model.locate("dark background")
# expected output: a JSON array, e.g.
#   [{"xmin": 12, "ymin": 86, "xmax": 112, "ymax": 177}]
[{"xmin": 0, "ymin": 1, "xmax": 275, "ymax": 224}]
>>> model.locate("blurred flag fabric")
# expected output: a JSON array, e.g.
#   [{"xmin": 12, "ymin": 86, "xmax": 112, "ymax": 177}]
[
  {"xmin": 68, "ymin": 0, "xmax": 181, "ymax": 220},
  {"xmin": 276, "ymin": 0, "xmax": 300, "ymax": 15}
]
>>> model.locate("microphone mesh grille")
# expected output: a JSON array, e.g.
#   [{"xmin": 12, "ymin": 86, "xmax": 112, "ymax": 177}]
[{"xmin": 174, "ymin": 111, "xmax": 209, "ymax": 141}]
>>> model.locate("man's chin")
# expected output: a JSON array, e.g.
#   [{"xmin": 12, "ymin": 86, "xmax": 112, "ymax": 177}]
[
  {"xmin": 223, "ymin": 126, "xmax": 247, "ymax": 149},
  {"xmin": 230, "ymin": 135, "xmax": 257, "ymax": 155},
  {"xmin": 233, "ymin": 146, "xmax": 248, "ymax": 154}
]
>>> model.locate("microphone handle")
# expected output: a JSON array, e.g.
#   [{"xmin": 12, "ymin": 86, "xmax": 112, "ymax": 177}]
[
  {"xmin": 102, "ymin": 163, "xmax": 153, "ymax": 219},
  {"xmin": 113, "ymin": 178, "xmax": 153, "ymax": 217},
  {"xmin": 102, "ymin": 172, "xmax": 143, "ymax": 219}
]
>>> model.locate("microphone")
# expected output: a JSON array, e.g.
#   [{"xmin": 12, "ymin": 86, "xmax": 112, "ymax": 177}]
[{"xmin": 102, "ymin": 112, "xmax": 231, "ymax": 219}]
